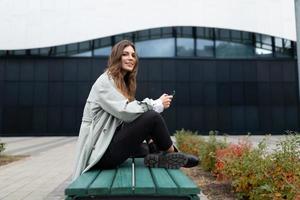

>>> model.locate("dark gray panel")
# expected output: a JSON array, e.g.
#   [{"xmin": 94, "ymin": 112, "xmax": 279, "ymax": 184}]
[
  {"xmin": 3, "ymin": 107, "xmax": 19, "ymax": 133},
  {"xmin": 0, "ymin": 59, "xmax": 5, "ymax": 81},
  {"xmin": 218, "ymin": 83, "xmax": 231, "ymax": 105},
  {"xmin": 162, "ymin": 107, "xmax": 176, "ymax": 134},
  {"xmin": 137, "ymin": 60, "xmax": 148, "ymax": 81},
  {"xmin": 148, "ymin": 60, "xmax": 162, "ymax": 81},
  {"xmin": 244, "ymin": 62, "xmax": 257, "ymax": 82},
  {"xmin": 218, "ymin": 106, "xmax": 231, "ymax": 132},
  {"xmin": 77, "ymin": 59, "xmax": 92, "ymax": 81},
  {"xmin": 230, "ymin": 61, "xmax": 243, "ymax": 82},
  {"xmin": 190, "ymin": 106, "xmax": 204, "ymax": 131},
  {"xmin": 285, "ymin": 106, "xmax": 298, "ymax": 130},
  {"xmin": 47, "ymin": 107, "xmax": 62, "ymax": 132},
  {"xmin": 176, "ymin": 106, "xmax": 191, "ymax": 130},
  {"xmin": 270, "ymin": 83, "xmax": 284, "ymax": 105},
  {"xmin": 20, "ymin": 60, "xmax": 34, "ymax": 81},
  {"xmin": 19, "ymin": 82, "xmax": 34, "ymax": 106},
  {"xmin": 64, "ymin": 60, "xmax": 77, "ymax": 81},
  {"xmin": 269, "ymin": 62, "xmax": 282, "ymax": 82},
  {"xmin": 48, "ymin": 60, "xmax": 64, "ymax": 81},
  {"xmin": 0, "ymin": 107, "xmax": 2, "ymax": 134},
  {"xmin": 244, "ymin": 83, "xmax": 257, "ymax": 105},
  {"xmin": 162, "ymin": 60, "xmax": 176, "ymax": 81},
  {"xmin": 272, "ymin": 106, "xmax": 285, "ymax": 132},
  {"xmin": 231, "ymin": 83, "xmax": 244, "ymax": 105},
  {"xmin": 245, "ymin": 106, "xmax": 259, "ymax": 132},
  {"xmin": 33, "ymin": 107, "xmax": 47, "ymax": 133},
  {"xmin": 176, "ymin": 82, "xmax": 190, "ymax": 105},
  {"xmin": 77, "ymin": 82, "xmax": 91, "ymax": 106},
  {"xmin": 0, "ymin": 81, "xmax": 3, "ymax": 105},
  {"xmin": 34, "ymin": 83, "xmax": 48, "ymax": 106},
  {"xmin": 48, "ymin": 82, "xmax": 63, "ymax": 106},
  {"xmin": 283, "ymin": 83, "xmax": 298, "ymax": 105},
  {"xmin": 204, "ymin": 106, "xmax": 218, "ymax": 131},
  {"xmin": 175, "ymin": 60, "xmax": 189, "ymax": 81},
  {"xmin": 202, "ymin": 61, "xmax": 216, "ymax": 82},
  {"xmin": 190, "ymin": 61, "xmax": 203, "ymax": 82},
  {"xmin": 216, "ymin": 62, "xmax": 230, "ymax": 82},
  {"xmin": 283, "ymin": 63, "xmax": 296, "ymax": 82},
  {"xmin": 35, "ymin": 60, "xmax": 48, "ymax": 81},
  {"xmin": 231, "ymin": 106, "xmax": 245, "ymax": 132},
  {"xmin": 257, "ymin": 61, "xmax": 270, "ymax": 82},
  {"xmin": 63, "ymin": 83, "xmax": 77, "ymax": 106},
  {"xmin": 203, "ymin": 83, "xmax": 217, "ymax": 105},
  {"xmin": 62, "ymin": 107, "xmax": 77, "ymax": 133},
  {"xmin": 148, "ymin": 82, "xmax": 162, "ymax": 99},
  {"xmin": 258, "ymin": 83, "xmax": 270, "ymax": 105},
  {"xmin": 5, "ymin": 60, "xmax": 19, "ymax": 81},
  {"xmin": 259, "ymin": 106, "xmax": 272, "ymax": 132},
  {"xmin": 190, "ymin": 82, "xmax": 203, "ymax": 105},
  {"xmin": 92, "ymin": 59, "xmax": 106, "ymax": 81},
  {"xmin": 18, "ymin": 107, "xmax": 33, "ymax": 133},
  {"xmin": 4, "ymin": 82, "xmax": 18, "ymax": 106}
]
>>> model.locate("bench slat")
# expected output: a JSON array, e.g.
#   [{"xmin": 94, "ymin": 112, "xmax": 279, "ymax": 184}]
[
  {"xmin": 150, "ymin": 168, "xmax": 178, "ymax": 195},
  {"xmin": 167, "ymin": 169, "xmax": 200, "ymax": 195},
  {"xmin": 134, "ymin": 158, "xmax": 156, "ymax": 194},
  {"xmin": 111, "ymin": 159, "xmax": 133, "ymax": 194},
  {"xmin": 65, "ymin": 170, "xmax": 100, "ymax": 196},
  {"xmin": 88, "ymin": 169, "xmax": 117, "ymax": 195}
]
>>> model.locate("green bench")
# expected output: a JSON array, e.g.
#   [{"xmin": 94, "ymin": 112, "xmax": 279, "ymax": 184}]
[{"xmin": 65, "ymin": 158, "xmax": 200, "ymax": 200}]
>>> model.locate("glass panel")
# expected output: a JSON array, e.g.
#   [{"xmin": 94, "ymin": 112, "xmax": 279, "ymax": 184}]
[
  {"xmin": 79, "ymin": 41, "xmax": 90, "ymax": 51},
  {"xmin": 216, "ymin": 40, "xmax": 254, "ymax": 58},
  {"xmin": 255, "ymin": 48, "xmax": 272, "ymax": 57},
  {"xmin": 177, "ymin": 38, "xmax": 194, "ymax": 57},
  {"xmin": 275, "ymin": 38, "xmax": 283, "ymax": 47},
  {"xmin": 56, "ymin": 45, "xmax": 66, "ymax": 55},
  {"xmin": 72, "ymin": 51, "xmax": 92, "ymax": 57},
  {"xmin": 135, "ymin": 38, "xmax": 175, "ymax": 57},
  {"xmin": 137, "ymin": 30, "xmax": 149, "ymax": 41},
  {"xmin": 261, "ymin": 35, "xmax": 272, "ymax": 45},
  {"xmin": 150, "ymin": 28, "xmax": 161, "ymax": 39},
  {"xmin": 14, "ymin": 50, "xmax": 26, "ymax": 55},
  {"xmin": 67, "ymin": 43, "xmax": 78, "ymax": 52},
  {"xmin": 162, "ymin": 27, "xmax": 172, "ymax": 37},
  {"xmin": 94, "ymin": 46, "xmax": 112, "ymax": 56},
  {"xmin": 196, "ymin": 39, "xmax": 214, "ymax": 57},
  {"xmin": 40, "ymin": 48, "xmax": 51, "ymax": 56}
]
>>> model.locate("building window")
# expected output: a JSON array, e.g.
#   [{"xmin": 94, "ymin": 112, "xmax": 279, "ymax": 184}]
[
  {"xmin": 196, "ymin": 39, "xmax": 214, "ymax": 57},
  {"xmin": 177, "ymin": 38, "xmax": 194, "ymax": 57},
  {"xmin": 216, "ymin": 41, "xmax": 254, "ymax": 58},
  {"xmin": 135, "ymin": 38, "xmax": 175, "ymax": 57}
]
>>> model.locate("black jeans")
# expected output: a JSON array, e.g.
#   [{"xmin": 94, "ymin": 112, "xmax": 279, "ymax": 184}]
[{"xmin": 92, "ymin": 110, "xmax": 173, "ymax": 169}]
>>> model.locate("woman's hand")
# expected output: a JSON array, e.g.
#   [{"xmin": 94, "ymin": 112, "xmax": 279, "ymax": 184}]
[{"xmin": 159, "ymin": 94, "xmax": 173, "ymax": 109}]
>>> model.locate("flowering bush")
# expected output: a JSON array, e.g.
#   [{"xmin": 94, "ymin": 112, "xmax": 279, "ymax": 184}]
[
  {"xmin": 198, "ymin": 131, "xmax": 228, "ymax": 171},
  {"xmin": 218, "ymin": 134, "xmax": 300, "ymax": 200},
  {"xmin": 175, "ymin": 129, "xmax": 204, "ymax": 157},
  {"xmin": 214, "ymin": 138, "xmax": 252, "ymax": 181}
]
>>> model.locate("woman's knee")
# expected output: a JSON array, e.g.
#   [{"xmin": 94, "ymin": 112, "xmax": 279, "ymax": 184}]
[{"xmin": 142, "ymin": 110, "xmax": 162, "ymax": 121}]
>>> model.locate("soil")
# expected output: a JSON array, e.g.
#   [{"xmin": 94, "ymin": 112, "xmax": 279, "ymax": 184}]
[
  {"xmin": 0, "ymin": 155, "xmax": 28, "ymax": 167},
  {"xmin": 181, "ymin": 167, "xmax": 237, "ymax": 200}
]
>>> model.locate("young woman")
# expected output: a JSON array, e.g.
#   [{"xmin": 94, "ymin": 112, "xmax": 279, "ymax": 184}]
[{"xmin": 73, "ymin": 40, "xmax": 198, "ymax": 180}]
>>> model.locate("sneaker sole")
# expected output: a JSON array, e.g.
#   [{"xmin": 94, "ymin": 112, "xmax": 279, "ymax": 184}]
[{"xmin": 144, "ymin": 152, "xmax": 188, "ymax": 169}]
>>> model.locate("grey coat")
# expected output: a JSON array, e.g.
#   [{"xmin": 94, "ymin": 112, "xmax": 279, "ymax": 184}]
[{"xmin": 72, "ymin": 71, "xmax": 155, "ymax": 180}]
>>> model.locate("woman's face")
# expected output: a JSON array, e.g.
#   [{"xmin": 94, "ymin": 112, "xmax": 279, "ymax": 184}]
[{"xmin": 121, "ymin": 45, "xmax": 136, "ymax": 73}]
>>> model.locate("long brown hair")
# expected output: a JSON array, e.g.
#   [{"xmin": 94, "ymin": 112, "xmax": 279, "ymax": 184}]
[{"xmin": 106, "ymin": 40, "xmax": 139, "ymax": 101}]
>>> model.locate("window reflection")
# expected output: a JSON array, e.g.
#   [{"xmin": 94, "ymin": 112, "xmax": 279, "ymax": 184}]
[
  {"xmin": 196, "ymin": 39, "xmax": 214, "ymax": 57},
  {"xmin": 135, "ymin": 38, "xmax": 175, "ymax": 57},
  {"xmin": 177, "ymin": 38, "xmax": 194, "ymax": 57},
  {"xmin": 216, "ymin": 41, "xmax": 254, "ymax": 58},
  {"xmin": 94, "ymin": 46, "xmax": 112, "ymax": 56}
]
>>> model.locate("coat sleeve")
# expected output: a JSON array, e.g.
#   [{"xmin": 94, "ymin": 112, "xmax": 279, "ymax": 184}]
[{"xmin": 88, "ymin": 74, "xmax": 154, "ymax": 123}]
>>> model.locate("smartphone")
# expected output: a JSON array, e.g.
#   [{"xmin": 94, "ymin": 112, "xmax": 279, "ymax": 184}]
[{"xmin": 171, "ymin": 90, "xmax": 176, "ymax": 97}]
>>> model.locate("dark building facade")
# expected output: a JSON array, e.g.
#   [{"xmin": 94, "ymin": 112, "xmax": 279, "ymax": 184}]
[{"xmin": 0, "ymin": 57, "xmax": 298, "ymax": 136}]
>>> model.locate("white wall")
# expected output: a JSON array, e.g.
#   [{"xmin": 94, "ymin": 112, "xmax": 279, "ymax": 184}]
[{"xmin": 0, "ymin": 0, "xmax": 296, "ymax": 50}]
